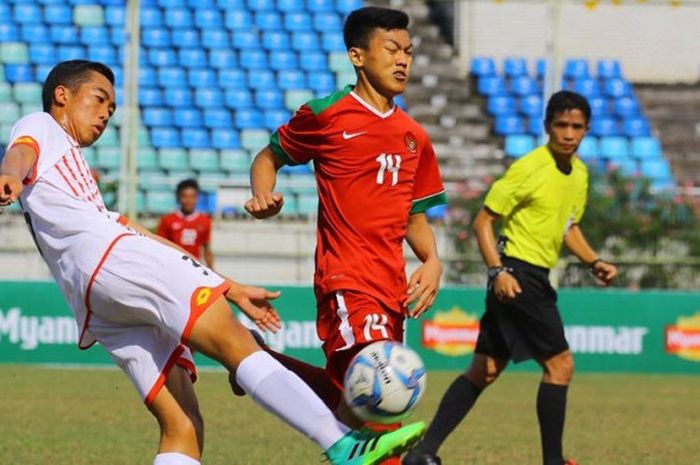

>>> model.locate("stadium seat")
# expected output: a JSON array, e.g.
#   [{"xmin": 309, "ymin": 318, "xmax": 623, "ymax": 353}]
[
  {"xmin": 111, "ymin": 27, "xmax": 127, "ymax": 46},
  {"xmin": 97, "ymin": 147, "xmax": 121, "ymax": 170},
  {"xmin": 308, "ymin": 0, "xmax": 334, "ymax": 12},
  {"xmin": 0, "ymin": 25, "xmax": 19, "ymax": 42},
  {"xmin": 278, "ymin": 70, "xmax": 306, "ymax": 90},
  {"xmin": 201, "ymin": 30, "xmax": 230, "ymax": 49},
  {"xmin": 165, "ymin": 8, "xmax": 193, "ymax": 28},
  {"xmin": 189, "ymin": 149, "xmax": 219, "ymax": 172},
  {"xmin": 146, "ymin": 190, "xmax": 177, "ymax": 214},
  {"xmin": 35, "ymin": 64, "xmax": 53, "ymax": 83},
  {"xmin": 622, "ymin": 117, "xmax": 651, "ymax": 137},
  {"xmin": 299, "ymin": 52, "xmax": 327, "ymax": 71},
  {"xmin": 590, "ymin": 117, "xmax": 618, "ymax": 137},
  {"xmin": 95, "ymin": 126, "xmax": 119, "ymax": 147},
  {"xmin": 470, "ymin": 57, "xmax": 495, "ymax": 77},
  {"xmin": 248, "ymin": 0, "xmax": 276, "ymax": 10},
  {"xmin": 220, "ymin": 149, "xmax": 250, "ymax": 173},
  {"xmin": 297, "ymin": 194, "xmax": 318, "ymax": 216},
  {"xmin": 329, "ymin": 52, "xmax": 353, "ymax": 73},
  {"xmin": 262, "ymin": 31, "xmax": 289, "ymax": 51},
  {"xmin": 140, "ymin": 87, "xmax": 165, "ymax": 107},
  {"xmin": 247, "ymin": 69, "xmax": 276, "ymax": 90},
  {"xmin": 13, "ymin": 83, "xmax": 41, "ymax": 104},
  {"xmin": 504, "ymin": 57, "xmax": 528, "ymax": 78},
  {"xmin": 631, "ymin": 137, "xmax": 662, "ymax": 159},
  {"xmin": 203, "ymin": 108, "xmax": 232, "ymax": 128},
  {"xmin": 487, "ymin": 96, "xmax": 516, "ymax": 116},
  {"xmin": 149, "ymin": 49, "xmax": 177, "ymax": 67},
  {"xmin": 29, "ymin": 44, "xmax": 56, "ymax": 65},
  {"xmin": 209, "ymin": 49, "xmax": 238, "ymax": 68},
  {"xmin": 140, "ymin": 7, "xmax": 162, "ymax": 28},
  {"xmin": 588, "ymin": 96, "xmax": 609, "ymax": 117},
  {"xmin": 519, "ymin": 94, "xmax": 543, "ymax": 117},
  {"xmin": 613, "ymin": 97, "xmax": 641, "ymax": 118},
  {"xmin": 597, "ymin": 59, "xmax": 621, "ymax": 79},
  {"xmin": 57, "ymin": 45, "xmax": 86, "ymax": 62},
  {"xmin": 278, "ymin": 0, "xmax": 304, "ymax": 12},
  {"xmin": 173, "ymin": 108, "xmax": 203, "ymax": 128},
  {"xmin": 80, "ymin": 26, "xmax": 110, "ymax": 46},
  {"xmin": 609, "ymin": 157, "xmax": 638, "ymax": 177},
  {"xmin": 143, "ymin": 107, "xmax": 173, "ymax": 127},
  {"xmin": 255, "ymin": 11, "xmax": 283, "ymax": 30},
  {"xmin": 292, "ymin": 31, "xmax": 318, "ymax": 52},
  {"xmin": 159, "ymin": 148, "xmax": 189, "ymax": 171},
  {"xmin": 0, "ymin": 4, "xmax": 8, "ymax": 22},
  {"xmin": 573, "ymin": 78, "xmax": 601, "ymax": 98},
  {"xmin": 285, "ymin": 13, "xmax": 313, "ymax": 32},
  {"xmin": 269, "ymin": 50, "xmax": 298, "ymax": 71},
  {"xmin": 255, "ymin": 90, "xmax": 284, "ymax": 109},
  {"xmin": 314, "ymin": 13, "xmax": 341, "ymax": 32},
  {"xmin": 241, "ymin": 129, "xmax": 270, "ymax": 151},
  {"xmin": 510, "ymin": 76, "xmax": 539, "ymax": 96},
  {"xmin": 158, "ymin": 67, "xmax": 186, "ymax": 88},
  {"xmin": 504, "ymin": 134, "xmax": 535, "ymax": 158},
  {"xmin": 105, "ymin": 6, "xmax": 125, "ymax": 26},
  {"xmin": 308, "ymin": 71, "xmax": 336, "ymax": 93},
  {"xmin": 321, "ymin": 33, "xmax": 345, "ymax": 53},
  {"xmin": 4, "ymin": 65, "xmax": 33, "ymax": 83},
  {"xmin": 264, "ymin": 110, "xmax": 290, "ymax": 131},
  {"xmin": 51, "ymin": 25, "xmax": 79, "ymax": 44},
  {"xmin": 285, "ymin": 89, "xmax": 313, "ymax": 111},
  {"xmin": 232, "ymin": 31, "xmax": 259, "ymax": 50},
  {"xmin": 164, "ymin": 88, "xmax": 193, "ymax": 107},
  {"xmin": 136, "ymin": 148, "xmax": 159, "ymax": 170},
  {"xmin": 225, "ymin": 10, "xmax": 253, "ymax": 30},
  {"xmin": 195, "ymin": 8, "xmax": 223, "ymax": 28},
  {"xmin": 240, "ymin": 50, "xmax": 268, "ymax": 70},
  {"xmin": 0, "ymin": 103, "xmax": 20, "ymax": 124},
  {"xmin": 235, "ymin": 109, "xmax": 263, "ymax": 129},
  {"xmin": 0, "ymin": 83, "xmax": 12, "ymax": 103},
  {"xmin": 88, "ymin": 46, "xmax": 117, "ymax": 65},
  {"xmin": 577, "ymin": 137, "xmax": 598, "ymax": 160},
  {"xmin": 336, "ymin": 0, "xmax": 363, "ymax": 14},
  {"xmin": 74, "ymin": 5, "xmax": 104, "ymax": 26},
  {"xmin": 599, "ymin": 136, "xmax": 629, "ymax": 159},
  {"xmin": 494, "ymin": 115, "xmax": 526, "ymax": 136},
  {"xmin": 20, "ymin": 25, "xmax": 51, "ymax": 44},
  {"xmin": 640, "ymin": 159, "xmax": 672, "ymax": 181},
  {"xmin": 477, "ymin": 76, "xmax": 506, "ymax": 96},
  {"xmin": 195, "ymin": 88, "xmax": 224, "ymax": 108},
  {"xmin": 13, "ymin": 4, "xmax": 42, "ymax": 24},
  {"xmin": 1, "ymin": 43, "xmax": 29, "ymax": 64},
  {"xmin": 173, "ymin": 29, "xmax": 199, "ymax": 48},
  {"xmin": 218, "ymin": 0, "xmax": 245, "ymax": 7},
  {"xmin": 225, "ymin": 89, "xmax": 254, "ymax": 109},
  {"xmin": 142, "ymin": 28, "xmax": 171, "ymax": 48},
  {"xmin": 527, "ymin": 117, "xmax": 543, "ymax": 136},
  {"xmin": 211, "ymin": 129, "xmax": 241, "ymax": 149},
  {"xmin": 179, "ymin": 49, "xmax": 208, "ymax": 68},
  {"xmin": 605, "ymin": 78, "xmax": 632, "ymax": 98},
  {"xmin": 563, "ymin": 59, "xmax": 589, "ymax": 79}
]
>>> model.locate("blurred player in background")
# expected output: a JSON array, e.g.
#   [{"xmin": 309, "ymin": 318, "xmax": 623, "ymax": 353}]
[
  {"xmin": 244, "ymin": 7, "xmax": 446, "ymax": 463},
  {"xmin": 157, "ymin": 179, "xmax": 214, "ymax": 268},
  {"xmin": 403, "ymin": 91, "xmax": 618, "ymax": 465},
  {"xmin": 0, "ymin": 60, "xmax": 426, "ymax": 465}
]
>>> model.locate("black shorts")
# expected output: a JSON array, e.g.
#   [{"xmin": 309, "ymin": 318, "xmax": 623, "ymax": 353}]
[{"xmin": 475, "ymin": 256, "xmax": 569, "ymax": 363}]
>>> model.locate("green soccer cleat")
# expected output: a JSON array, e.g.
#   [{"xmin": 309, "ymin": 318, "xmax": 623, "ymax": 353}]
[{"xmin": 325, "ymin": 422, "xmax": 427, "ymax": 465}]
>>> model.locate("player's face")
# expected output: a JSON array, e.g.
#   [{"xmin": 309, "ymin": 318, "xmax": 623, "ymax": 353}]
[
  {"xmin": 353, "ymin": 28, "xmax": 413, "ymax": 97},
  {"xmin": 178, "ymin": 187, "xmax": 199, "ymax": 214},
  {"xmin": 546, "ymin": 109, "xmax": 589, "ymax": 158},
  {"xmin": 62, "ymin": 71, "xmax": 116, "ymax": 147}
]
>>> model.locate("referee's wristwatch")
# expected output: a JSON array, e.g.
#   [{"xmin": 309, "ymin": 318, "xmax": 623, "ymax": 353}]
[{"xmin": 487, "ymin": 266, "xmax": 514, "ymax": 281}]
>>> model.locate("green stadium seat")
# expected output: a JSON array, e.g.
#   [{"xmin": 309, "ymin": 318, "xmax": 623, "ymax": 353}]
[
  {"xmin": 241, "ymin": 129, "xmax": 270, "ymax": 152},
  {"xmin": 328, "ymin": 52, "xmax": 353, "ymax": 73},
  {"xmin": 220, "ymin": 149, "xmax": 250, "ymax": 174},
  {"xmin": 335, "ymin": 71, "xmax": 355, "ymax": 89},
  {"xmin": 82, "ymin": 147, "xmax": 97, "ymax": 166},
  {"xmin": 137, "ymin": 126, "xmax": 150, "ymax": 146},
  {"xmin": 0, "ymin": 123, "xmax": 13, "ymax": 144},
  {"xmin": 199, "ymin": 172, "xmax": 227, "ymax": 192},
  {"xmin": 0, "ymin": 103, "xmax": 20, "ymax": 124},
  {"xmin": 280, "ymin": 192, "xmax": 298, "ymax": 216},
  {"xmin": 0, "ymin": 43, "xmax": 29, "ymax": 64},
  {"xmin": 159, "ymin": 148, "xmax": 189, "ymax": 171},
  {"xmin": 189, "ymin": 149, "xmax": 219, "ymax": 172},
  {"xmin": 298, "ymin": 194, "xmax": 318, "ymax": 216},
  {"xmin": 137, "ymin": 147, "xmax": 158, "ymax": 169},
  {"xmin": 138, "ymin": 169, "xmax": 170, "ymax": 190},
  {"xmin": 168, "ymin": 171, "xmax": 196, "ymax": 186},
  {"xmin": 13, "ymin": 83, "xmax": 41, "ymax": 104},
  {"xmin": 145, "ymin": 190, "xmax": 176, "ymax": 214},
  {"xmin": 109, "ymin": 109, "xmax": 122, "ymax": 127},
  {"xmin": 0, "ymin": 83, "xmax": 12, "ymax": 103},
  {"xmin": 285, "ymin": 89, "xmax": 313, "ymax": 112},
  {"xmin": 97, "ymin": 147, "xmax": 121, "ymax": 170},
  {"xmin": 94, "ymin": 126, "xmax": 119, "ymax": 147},
  {"xmin": 74, "ymin": 5, "xmax": 105, "ymax": 27},
  {"xmin": 20, "ymin": 103, "xmax": 42, "ymax": 116}
]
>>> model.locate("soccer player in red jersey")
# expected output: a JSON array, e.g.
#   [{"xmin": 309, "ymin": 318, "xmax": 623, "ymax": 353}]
[
  {"xmin": 245, "ymin": 7, "xmax": 446, "ymax": 462},
  {"xmin": 157, "ymin": 179, "xmax": 214, "ymax": 268}
]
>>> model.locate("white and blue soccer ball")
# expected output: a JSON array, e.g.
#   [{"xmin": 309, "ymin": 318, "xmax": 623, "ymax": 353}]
[{"xmin": 343, "ymin": 340, "xmax": 427, "ymax": 424}]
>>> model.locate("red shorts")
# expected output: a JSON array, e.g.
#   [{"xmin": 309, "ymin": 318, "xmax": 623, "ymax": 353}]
[{"xmin": 317, "ymin": 290, "xmax": 405, "ymax": 388}]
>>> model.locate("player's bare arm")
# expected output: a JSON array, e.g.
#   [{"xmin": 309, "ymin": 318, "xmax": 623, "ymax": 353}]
[
  {"xmin": 203, "ymin": 242, "xmax": 214, "ymax": 269},
  {"xmin": 473, "ymin": 207, "xmax": 522, "ymax": 301},
  {"xmin": 564, "ymin": 224, "xmax": 617, "ymax": 286},
  {"xmin": 246, "ymin": 145, "xmax": 285, "ymax": 219},
  {"xmin": 405, "ymin": 212, "xmax": 442, "ymax": 318},
  {"xmin": 0, "ymin": 144, "xmax": 37, "ymax": 206}
]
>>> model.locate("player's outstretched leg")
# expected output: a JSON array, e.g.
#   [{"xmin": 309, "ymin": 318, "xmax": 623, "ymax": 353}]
[
  {"xmin": 187, "ymin": 297, "xmax": 425, "ymax": 464},
  {"xmin": 537, "ymin": 350, "xmax": 575, "ymax": 465},
  {"xmin": 403, "ymin": 354, "xmax": 507, "ymax": 465}
]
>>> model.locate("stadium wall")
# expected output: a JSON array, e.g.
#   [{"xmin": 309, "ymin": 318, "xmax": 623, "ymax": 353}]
[
  {"xmin": 0, "ymin": 281, "xmax": 698, "ymax": 374},
  {"xmin": 456, "ymin": 1, "xmax": 700, "ymax": 83}
]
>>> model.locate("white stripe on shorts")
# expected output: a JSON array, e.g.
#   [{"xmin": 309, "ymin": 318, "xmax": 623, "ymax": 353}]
[{"xmin": 335, "ymin": 291, "xmax": 355, "ymax": 350}]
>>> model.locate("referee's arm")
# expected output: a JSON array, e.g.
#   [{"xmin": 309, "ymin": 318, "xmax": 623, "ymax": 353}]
[{"xmin": 564, "ymin": 224, "xmax": 617, "ymax": 286}]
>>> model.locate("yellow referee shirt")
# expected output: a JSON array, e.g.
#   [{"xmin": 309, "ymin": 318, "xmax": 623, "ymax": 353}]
[{"xmin": 484, "ymin": 145, "xmax": 589, "ymax": 269}]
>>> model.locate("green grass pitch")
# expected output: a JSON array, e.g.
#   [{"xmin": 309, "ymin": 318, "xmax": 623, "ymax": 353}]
[{"xmin": 0, "ymin": 366, "xmax": 697, "ymax": 464}]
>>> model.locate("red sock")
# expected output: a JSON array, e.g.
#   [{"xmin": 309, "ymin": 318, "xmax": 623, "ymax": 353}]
[{"xmin": 364, "ymin": 422, "xmax": 402, "ymax": 465}]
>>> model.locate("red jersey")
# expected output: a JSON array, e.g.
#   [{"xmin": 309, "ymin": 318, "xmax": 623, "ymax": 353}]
[
  {"xmin": 156, "ymin": 210, "xmax": 211, "ymax": 260},
  {"xmin": 271, "ymin": 86, "xmax": 446, "ymax": 311}
]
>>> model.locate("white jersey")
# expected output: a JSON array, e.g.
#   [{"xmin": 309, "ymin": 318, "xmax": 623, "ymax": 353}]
[{"xmin": 9, "ymin": 112, "xmax": 133, "ymax": 347}]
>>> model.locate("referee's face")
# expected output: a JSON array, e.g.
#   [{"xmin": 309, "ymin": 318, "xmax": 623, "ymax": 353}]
[{"xmin": 546, "ymin": 109, "xmax": 588, "ymax": 159}]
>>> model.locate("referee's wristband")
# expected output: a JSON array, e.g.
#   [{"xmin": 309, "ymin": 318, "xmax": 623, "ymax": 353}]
[
  {"xmin": 487, "ymin": 266, "xmax": 514, "ymax": 280},
  {"xmin": 586, "ymin": 258, "xmax": 603, "ymax": 272}
]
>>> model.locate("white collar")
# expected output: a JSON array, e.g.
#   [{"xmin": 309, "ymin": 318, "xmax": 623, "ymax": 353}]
[{"xmin": 350, "ymin": 91, "xmax": 396, "ymax": 119}]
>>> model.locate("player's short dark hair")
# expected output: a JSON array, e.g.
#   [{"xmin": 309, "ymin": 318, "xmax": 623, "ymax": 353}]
[
  {"xmin": 42, "ymin": 60, "xmax": 115, "ymax": 112},
  {"xmin": 176, "ymin": 179, "xmax": 200, "ymax": 196},
  {"xmin": 544, "ymin": 90, "xmax": 591, "ymax": 127},
  {"xmin": 343, "ymin": 6, "xmax": 409, "ymax": 50}
]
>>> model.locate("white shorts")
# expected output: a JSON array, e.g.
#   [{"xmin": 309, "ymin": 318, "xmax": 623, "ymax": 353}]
[{"xmin": 85, "ymin": 234, "xmax": 229, "ymax": 404}]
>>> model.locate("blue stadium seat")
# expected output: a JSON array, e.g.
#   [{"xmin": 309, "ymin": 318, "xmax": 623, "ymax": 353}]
[
  {"xmin": 264, "ymin": 110, "xmax": 290, "ymax": 131},
  {"xmin": 203, "ymin": 108, "xmax": 232, "ymax": 128},
  {"xmin": 307, "ymin": 71, "xmax": 335, "ymax": 93},
  {"xmin": 225, "ymin": 10, "xmax": 252, "ymax": 29},
  {"xmin": 235, "ymin": 109, "xmax": 263, "ymax": 128},
  {"xmin": 470, "ymin": 57, "xmax": 495, "ymax": 77},
  {"xmin": 151, "ymin": 127, "xmax": 181, "ymax": 148},
  {"xmin": 139, "ymin": 88, "xmax": 164, "ymax": 106},
  {"xmin": 269, "ymin": 50, "xmax": 298, "ymax": 71},
  {"xmin": 588, "ymin": 96, "xmax": 609, "ymax": 117},
  {"xmin": 255, "ymin": 12, "xmax": 283, "ymax": 30},
  {"xmin": 322, "ymin": 33, "xmax": 345, "ymax": 52},
  {"xmin": 143, "ymin": 107, "xmax": 173, "ymax": 127},
  {"xmin": 149, "ymin": 49, "xmax": 177, "ymax": 67},
  {"xmin": 240, "ymin": 50, "xmax": 268, "ymax": 70},
  {"xmin": 195, "ymin": 88, "xmax": 224, "ymax": 108},
  {"xmin": 278, "ymin": 0, "xmax": 304, "ymax": 12},
  {"xmin": 80, "ymin": 26, "xmax": 110, "ymax": 46},
  {"xmin": 487, "ymin": 96, "xmax": 516, "ymax": 116},
  {"xmin": 504, "ymin": 57, "xmax": 528, "ymax": 78},
  {"xmin": 195, "ymin": 8, "xmax": 223, "ymax": 28},
  {"xmin": 188, "ymin": 68, "xmax": 217, "ymax": 88},
  {"xmin": 631, "ymin": 136, "xmax": 661, "ymax": 159},
  {"xmin": 563, "ymin": 59, "xmax": 589, "ymax": 79},
  {"xmin": 218, "ymin": 0, "xmax": 245, "ymax": 7},
  {"xmin": 527, "ymin": 117, "xmax": 543, "ymax": 136},
  {"xmin": 262, "ymin": 31, "xmax": 289, "ymax": 50},
  {"xmin": 247, "ymin": 70, "xmax": 276, "ymax": 91},
  {"xmin": 140, "ymin": 7, "xmax": 163, "ymax": 28},
  {"xmin": 158, "ymin": 67, "xmax": 186, "ymax": 87},
  {"xmin": 299, "ymin": 51, "xmax": 327, "ymax": 71},
  {"xmin": 308, "ymin": 0, "xmax": 334, "ymax": 12},
  {"xmin": 597, "ymin": 59, "xmax": 621, "ymax": 79},
  {"xmin": 622, "ymin": 117, "xmax": 650, "ymax": 137},
  {"xmin": 477, "ymin": 76, "xmax": 506, "ymax": 96},
  {"xmin": 314, "ymin": 13, "xmax": 341, "ymax": 32},
  {"xmin": 179, "ymin": 48, "xmax": 208, "ymax": 68},
  {"xmin": 232, "ymin": 31, "xmax": 259, "ymax": 50},
  {"xmin": 51, "ymin": 26, "xmax": 79, "ymax": 44},
  {"xmin": 111, "ymin": 27, "xmax": 127, "ymax": 46},
  {"xmin": 225, "ymin": 89, "xmax": 254, "ymax": 109},
  {"xmin": 336, "ymin": 0, "xmax": 362, "ymax": 14},
  {"xmin": 13, "ymin": 4, "xmax": 42, "ymax": 24},
  {"xmin": 182, "ymin": 128, "xmax": 210, "ymax": 148},
  {"xmin": 504, "ymin": 134, "xmax": 535, "ymax": 158},
  {"xmin": 248, "ymin": 0, "xmax": 276, "ymax": 10},
  {"xmin": 0, "ymin": 24, "xmax": 18, "ymax": 42},
  {"xmin": 57, "ymin": 45, "xmax": 86, "ymax": 61},
  {"xmin": 5, "ymin": 65, "xmax": 33, "ymax": 83},
  {"xmin": 640, "ymin": 159, "xmax": 672, "ymax": 181},
  {"xmin": 599, "ymin": 136, "xmax": 629, "ymax": 159},
  {"xmin": 278, "ymin": 70, "xmax": 306, "ymax": 90},
  {"xmin": 218, "ymin": 69, "xmax": 246, "ymax": 88},
  {"xmin": 105, "ymin": 5, "xmax": 125, "ymax": 26},
  {"xmin": 609, "ymin": 157, "xmax": 638, "ymax": 177},
  {"xmin": 174, "ymin": 108, "xmax": 203, "ymax": 128},
  {"xmin": 285, "ymin": 13, "xmax": 313, "ymax": 32},
  {"xmin": 590, "ymin": 117, "xmax": 618, "ymax": 137},
  {"xmin": 89, "ymin": 46, "xmax": 117, "ymax": 65},
  {"xmin": 494, "ymin": 115, "xmax": 526, "ymax": 136},
  {"xmin": 211, "ymin": 128, "xmax": 241, "ymax": 149},
  {"xmin": 157, "ymin": 0, "xmax": 186, "ymax": 6},
  {"xmin": 510, "ymin": 76, "xmax": 539, "ymax": 96},
  {"xmin": 44, "ymin": 5, "xmax": 72, "ymax": 24},
  {"xmin": 29, "ymin": 44, "xmax": 56, "ymax": 65},
  {"xmin": 0, "ymin": 4, "xmax": 8, "ymax": 22},
  {"xmin": 142, "ymin": 28, "xmax": 171, "ymax": 48},
  {"xmin": 572, "ymin": 78, "xmax": 601, "ymax": 98},
  {"xmin": 256, "ymin": 90, "xmax": 284, "ymax": 109},
  {"xmin": 35, "ymin": 65, "xmax": 53, "ymax": 82},
  {"xmin": 292, "ymin": 32, "xmax": 318, "ymax": 51},
  {"xmin": 21, "ymin": 25, "xmax": 50, "ymax": 44},
  {"xmin": 613, "ymin": 97, "xmax": 640, "ymax": 118},
  {"xmin": 604, "ymin": 78, "xmax": 632, "ymax": 98},
  {"xmin": 209, "ymin": 49, "xmax": 237, "ymax": 68},
  {"xmin": 173, "ymin": 29, "xmax": 199, "ymax": 48},
  {"xmin": 577, "ymin": 137, "xmax": 598, "ymax": 159},
  {"xmin": 519, "ymin": 94, "xmax": 543, "ymax": 117},
  {"xmin": 202, "ymin": 30, "xmax": 230, "ymax": 49},
  {"xmin": 165, "ymin": 8, "xmax": 193, "ymax": 28},
  {"xmin": 164, "ymin": 88, "xmax": 193, "ymax": 107}
]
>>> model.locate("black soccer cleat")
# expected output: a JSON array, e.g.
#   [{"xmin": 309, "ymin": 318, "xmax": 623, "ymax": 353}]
[
  {"xmin": 229, "ymin": 329, "xmax": 267, "ymax": 396},
  {"xmin": 401, "ymin": 450, "xmax": 442, "ymax": 465}
]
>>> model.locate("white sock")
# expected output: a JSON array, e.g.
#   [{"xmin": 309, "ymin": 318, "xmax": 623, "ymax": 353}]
[
  {"xmin": 236, "ymin": 351, "xmax": 346, "ymax": 450},
  {"xmin": 153, "ymin": 452, "xmax": 200, "ymax": 465}
]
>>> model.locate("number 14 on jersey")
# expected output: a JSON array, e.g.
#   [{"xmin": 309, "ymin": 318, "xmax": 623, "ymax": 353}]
[{"xmin": 375, "ymin": 153, "xmax": 402, "ymax": 186}]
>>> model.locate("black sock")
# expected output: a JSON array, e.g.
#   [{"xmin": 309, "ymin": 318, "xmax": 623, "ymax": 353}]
[
  {"xmin": 537, "ymin": 382, "xmax": 568, "ymax": 465},
  {"xmin": 417, "ymin": 375, "xmax": 483, "ymax": 456}
]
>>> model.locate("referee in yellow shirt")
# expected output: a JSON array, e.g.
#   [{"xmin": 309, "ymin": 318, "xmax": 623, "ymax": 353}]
[{"xmin": 404, "ymin": 91, "xmax": 618, "ymax": 465}]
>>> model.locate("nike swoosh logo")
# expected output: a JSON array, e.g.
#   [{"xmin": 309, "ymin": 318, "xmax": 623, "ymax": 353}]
[{"xmin": 342, "ymin": 131, "xmax": 367, "ymax": 140}]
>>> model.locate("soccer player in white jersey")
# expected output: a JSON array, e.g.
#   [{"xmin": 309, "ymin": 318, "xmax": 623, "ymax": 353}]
[{"xmin": 0, "ymin": 60, "xmax": 425, "ymax": 465}]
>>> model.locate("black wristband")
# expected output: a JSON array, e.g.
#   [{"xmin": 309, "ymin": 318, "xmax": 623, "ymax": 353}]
[
  {"xmin": 587, "ymin": 258, "xmax": 603, "ymax": 272},
  {"xmin": 487, "ymin": 266, "xmax": 514, "ymax": 280}
]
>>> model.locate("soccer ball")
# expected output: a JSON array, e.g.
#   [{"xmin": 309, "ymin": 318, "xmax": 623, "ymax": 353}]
[{"xmin": 343, "ymin": 340, "xmax": 427, "ymax": 424}]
